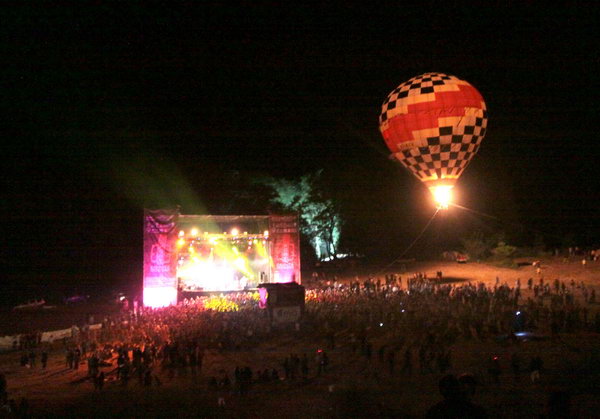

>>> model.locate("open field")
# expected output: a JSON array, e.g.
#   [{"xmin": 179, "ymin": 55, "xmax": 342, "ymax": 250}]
[{"xmin": 1, "ymin": 256, "xmax": 599, "ymax": 418}]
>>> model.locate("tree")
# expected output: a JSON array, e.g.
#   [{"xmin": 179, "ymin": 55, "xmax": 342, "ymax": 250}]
[
  {"xmin": 460, "ymin": 230, "xmax": 496, "ymax": 261},
  {"xmin": 256, "ymin": 171, "xmax": 343, "ymax": 261},
  {"xmin": 492, "ymin": 241, "xmax": 517, "ymax": 259}
]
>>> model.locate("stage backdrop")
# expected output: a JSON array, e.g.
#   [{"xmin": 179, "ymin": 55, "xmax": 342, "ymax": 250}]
[{"xmin": 143, "ymin": 208, "xmax": 179, "ymax": 307}]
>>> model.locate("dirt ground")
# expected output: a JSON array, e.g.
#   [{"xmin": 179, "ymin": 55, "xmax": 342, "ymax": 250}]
[{"xmin": 1, "ymin": 256, "xmax": 599, "ymax": 418}]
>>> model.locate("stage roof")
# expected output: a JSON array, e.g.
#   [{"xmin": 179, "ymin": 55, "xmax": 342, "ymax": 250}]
[{"xmin": 177, "ymin": 215, "xmax": 271, "ymax": 234}]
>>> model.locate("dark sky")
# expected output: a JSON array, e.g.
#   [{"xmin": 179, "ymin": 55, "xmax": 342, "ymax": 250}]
[{"xmin": 1, "ymin": 2, "xmax": 599, "ymax": 298}]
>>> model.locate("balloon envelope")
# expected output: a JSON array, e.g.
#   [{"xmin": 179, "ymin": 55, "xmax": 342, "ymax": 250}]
[{"xmin": 379, "ymin": 73, "xmax": 487, "ymax": 199}]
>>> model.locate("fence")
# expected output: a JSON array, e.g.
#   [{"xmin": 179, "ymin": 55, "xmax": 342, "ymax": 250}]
[{"xmin": 0, "ymin": 323, "xmax": 103, "ymax": 352}]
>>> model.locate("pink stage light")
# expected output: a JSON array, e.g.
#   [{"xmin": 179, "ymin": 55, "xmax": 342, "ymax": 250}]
[
  {"xmin": 274, "ymin": 269, "xmax": 295, "ymax": 283},
  {"xmin": 143, "ymin": 286, "xmax": 177, "ymax": 308}
]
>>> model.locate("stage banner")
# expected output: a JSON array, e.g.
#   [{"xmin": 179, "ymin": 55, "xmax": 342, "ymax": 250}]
[
  {"xmin": 143, "ymin": 208, "xmax": 179, "ymax": 307},
  {"xmin": 269, "ymin": 214, "xmax": 301, "ymax": 284}
]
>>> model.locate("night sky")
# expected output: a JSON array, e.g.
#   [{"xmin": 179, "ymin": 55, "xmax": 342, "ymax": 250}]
[{"xmin": 2, "ymin": 3, "xmax": 599, "ymax": 301}]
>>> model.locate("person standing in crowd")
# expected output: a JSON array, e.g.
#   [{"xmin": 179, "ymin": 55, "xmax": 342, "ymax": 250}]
[
  {"xmin": 401, "ymin": 347, "xmax": 413, "ymax": 376},
  {"xmin": 41, "ymin": 349, "xmax": 48, "ymax": 369},
  {"xmin": 0, "ymin": 372, "xmax": 7, "ymax": 405},
  {"xmin": 387, "ymin": 350, "xmax": 395, "ymax": 375},
  {"xmin": 426, "ymin": 374, "xmax": 487, "ymax": 418},
  {"xmin": 73, "ymin": 347, "xmax": 80, "ymax": 370},
  {"xmin": 510, "ymin": 352, "xmax": 520, "ymax": 381},
  {"xmin": 488, "ymin": 356, "xmax": 501, "ymax": 384},
  {"xmin": 98, "ymin": 371, "xmax": 105, "ymax": 390},
  {"xmin": 530, "ymin": 355, "xmax": 543, "ymax": 383},
  {"xmin": 28, "ymin": 350, "xmax": 36, "ymax": 368},
  {"xmin": 301, "ymin": 353, "xmax": 309, "ymax": 380},
  {"xmin": 316, "ymin": 349, "xmax": 329, "ymax": 376},
  {"xmin": 20, "ymin": 353, "xmax": 28, "ymax": 368}
]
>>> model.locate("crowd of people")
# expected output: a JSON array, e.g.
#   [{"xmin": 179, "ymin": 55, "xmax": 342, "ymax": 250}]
[
  {"xmin": 1, "ymin": 256, "xmax": 599, "ymax": 416},
  {"xmin": 0, "ymin": 370, "xmax": 29, "ymax": 418}
]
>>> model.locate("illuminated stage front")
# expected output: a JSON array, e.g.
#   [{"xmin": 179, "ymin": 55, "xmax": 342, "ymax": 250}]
[
  {"xmin": 176, "ymin": 230, "xmax": 270, "ymax": 293},
  {"xmin": 143, "ymin": 211, "xmax": 301, "ymax": 308}
]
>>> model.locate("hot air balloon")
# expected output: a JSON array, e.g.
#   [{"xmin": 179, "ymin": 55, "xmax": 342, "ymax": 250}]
[{"xmin": 379, "ymin": 73, "xmax": 487, "ymax": 209}]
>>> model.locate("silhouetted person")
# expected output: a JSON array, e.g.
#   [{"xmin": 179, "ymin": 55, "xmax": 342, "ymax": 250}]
[
  {"xmin": 458, "ymin": 373, "xmax": 487, "ymax": 416},
  {"xmin": 94, "ymin": 372, "xmax": 105, "ymax": 391},
  {"xmin": 41, "ymin": 350, "xmax": 48, "ymax": 369},
  {"xmin": 28, "ymin": 351, "xmax": 36, "ymax": 368},
  {"xmin": 426, "ymin": 374, "xmax": 487, "ymax": 418},
  {"xmin": 546, "ymin": 391, "xmax": 571, "ymax": 418},
  {"xmin": 401, "ymin": 348, "xmax": 413, "ymax": 376},
  {"xmin": 488, "ymin": 356, "xmax": 501, "ymax": 384},
  {"xmin": 510, "ymin": 353, "xmax": 520, "ymax": 381},
  {"xmin": 18, "ymin": 397, "xmax": 29, "ymax": 418},
  {"xmin": 0, "ymin": 372, "xmax": 7, "ymax": 404},
  {"xmin": 301, "ymin": 353, "xmax": 309, "ymax": 379},
  {"xmin": 530, "ymin": 355, "xmax": 543, "ymax": 383},
  {"xmin": 66, "ymin": 349, "xmax": 73, "ymax": 369}
]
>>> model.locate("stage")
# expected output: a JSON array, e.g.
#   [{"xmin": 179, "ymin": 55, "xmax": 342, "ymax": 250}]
[{"xmin": 143, "ymin": 211, "xmax": 301, "ymax": 307}]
